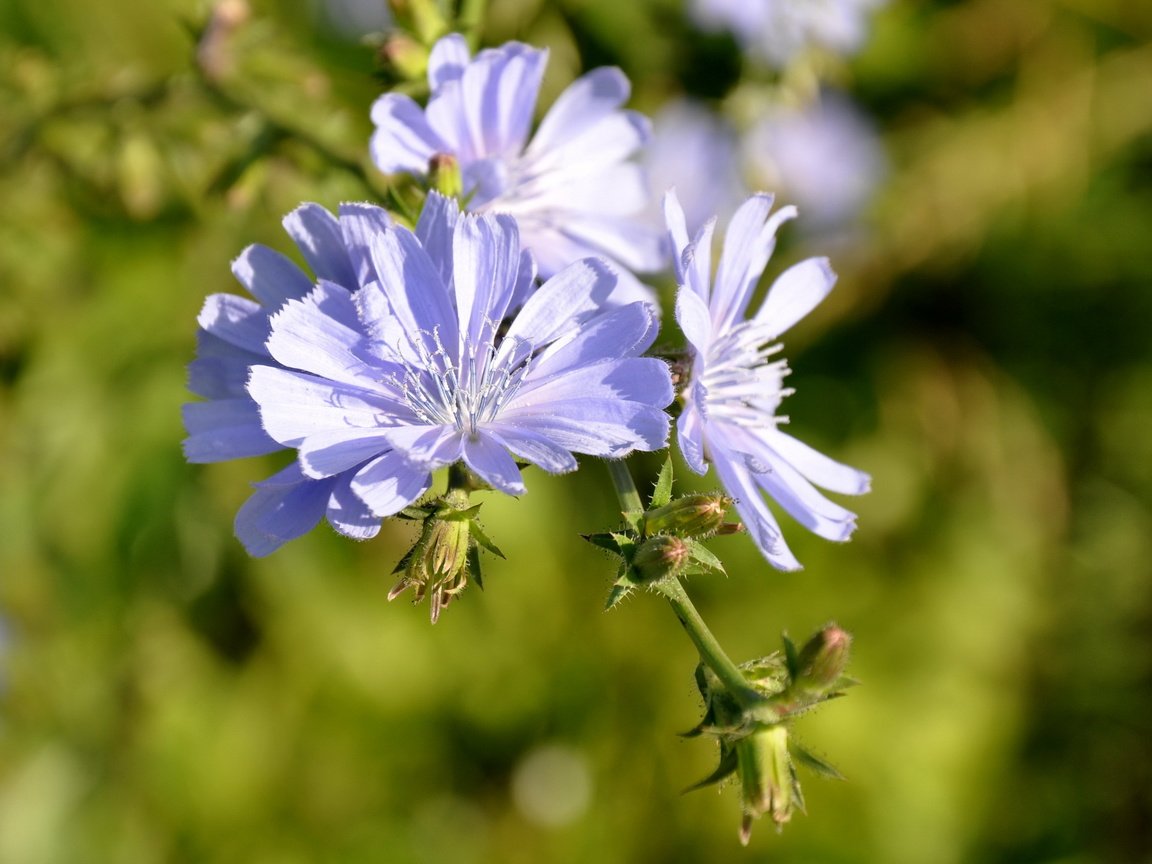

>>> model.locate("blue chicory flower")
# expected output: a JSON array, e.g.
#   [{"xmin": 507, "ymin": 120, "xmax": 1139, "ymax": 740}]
[
  {"xmin": 689, "ymin": 0, "xmax": 887, "ymax": 69},
  {"xmin": 369, "ymin": 34, "xmax": 666, "ymax": 303},
  {"xmin": 186, "ymin": 193, "xmax": 673, "ymax": 555},
  {"xmin": 184, "ymin": 201, "xmax": 399, "ymax": 555},
  {"xmin": 665, "ymin": 190, "xmax": 870, "ymax": 570},
  {"xmin": 743, "ymin": 90, "xmax": 886, "ymax": 231},
  {"xmin": 645, "ymin": 98, "xmax": 747, "ymax": 237}
]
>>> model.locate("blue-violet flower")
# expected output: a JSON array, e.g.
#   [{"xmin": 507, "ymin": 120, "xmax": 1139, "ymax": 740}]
[
  {"xmin": 370, "ymin": 34, "xmax": 665, "ymax": 302},
  {"xmin": 186, "ymin": 193, "xmax": 673, "ymax": 555},
  {"xmin": 665, "ymin": 190, "xmax": 869, "ymax": 570}
]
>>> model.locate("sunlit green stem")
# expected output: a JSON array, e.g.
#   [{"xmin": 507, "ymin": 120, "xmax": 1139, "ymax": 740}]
[
  {"xmin": 651, "ymin": 577, "xmax": 760, "ymax": 706},
  {"xmin": 604, "ymin": 459, "xmax": 758, "ymax": 707},
  {"xmin": 605, "ymin": 458, "xmax": 644, "ymax": 514},
  {"xmin": 457, "ymin": 0, "xmax": 487, "ymax": 49}
]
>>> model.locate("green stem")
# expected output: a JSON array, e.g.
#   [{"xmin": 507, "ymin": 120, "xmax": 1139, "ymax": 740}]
[
  {"xmin": 605, "ymin": 458, "xmax": 644, "ymax": 514},
  {"xmin": 603, "ymin": 459, "xmax": 757, "ymax": 707},
  {"xmin": 457, "ymin": 0, "xmax": 487, "ymax": 49},
  {"xmin": 652, "ymin": 578, "xmax": 760, "ymax": 706}
]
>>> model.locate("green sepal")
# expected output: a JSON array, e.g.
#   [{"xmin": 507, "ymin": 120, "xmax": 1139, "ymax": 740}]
[
  {"xmin": 398, "ymin": 505, "xmax": 431, "ymax": 520},
  {"xmin": 622, "ymin": 508, "xmax": 643, "ymax": 534},
  {"xmin": 682, "ymin": 746, "xmax": 739, "ymax": 793},
  {"xmin": 782, "ymin": 633, "xmax": 800, "ymax": 681},
  {"xmin": 467, "ymin": 544, "xmax": 484, "ymax": 591},
  {"xmin": 391, "ymin": 546, "xmax": 416, "ymax": 575},
  {"xmin": 685, "ymin": 540, "xmax": 726, "ymax": 575},
  {"xmin": 650, "ymin": 457, "xmax": 674, "ymax": 510},
  {"xmin": 790, "ymin": 761, "xmax": 807, "ymax": 814},
  {"xmin": 791, "ymin": 742, "xmax": 846, "ymax": 781},
  {"xmin": 439, "ymin": 503, "xmax": 482, "ymax": 521},
  {"xmin": 605, "ymin": 563, "xmax": 633, "ymax": 610},
  {"xmin": 582, "ymin": 532, "xmax": 623, "ymax": 555},
  {"xmin": 469, "ymin": 520, "xmax": 504, "ymax": 559}
]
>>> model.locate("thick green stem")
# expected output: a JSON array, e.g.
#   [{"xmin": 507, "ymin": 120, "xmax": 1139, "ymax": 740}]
[{"xmin": 603, "ymin": 459, "xmax": 757, "ymax": 707}]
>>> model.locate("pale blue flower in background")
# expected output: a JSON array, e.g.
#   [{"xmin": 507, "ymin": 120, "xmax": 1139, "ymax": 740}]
[
  {"xmin": 743, "ymin": 91, "xmax": 885, "ymax": 231},
  {"xmin": 316, "ymin": 0, "xmax": 390, "ymax": 39},
  {"xmin": 666, "ymin": 190, "xmax": 870, "ymax": 570},
  {"xmin": 370, "ymin": 34, "xmax": 666, "ymax": 303},
  {"xmin": 645, "ymin": 99, "xmax": 747, "ymax": 235},
  {"xmin": 184, "ymin": 201, "xmax": 398, "ymax": 555},
  {"xmin": 187, "ymin": 193, "xmax": 673, "ymax": 555},
  {"xmin": 689, "ymin": 0, "xmax": 887, "ymax": 68}
]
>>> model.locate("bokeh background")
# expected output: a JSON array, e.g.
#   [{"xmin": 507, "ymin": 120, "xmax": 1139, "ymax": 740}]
[{"xmin": 2, "ymin": 0, "xmax": 1151, "ymax": 861}]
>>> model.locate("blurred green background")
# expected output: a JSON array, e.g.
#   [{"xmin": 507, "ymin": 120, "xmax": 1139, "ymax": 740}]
[{"xmin": 2, "ymin": 0, "xmax": 1151, "ymax": 861}]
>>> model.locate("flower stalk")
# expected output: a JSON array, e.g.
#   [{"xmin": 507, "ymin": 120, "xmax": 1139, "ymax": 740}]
[{"xmin": 604, "ymin": 459, "xmax": 758, "ymax": 706}]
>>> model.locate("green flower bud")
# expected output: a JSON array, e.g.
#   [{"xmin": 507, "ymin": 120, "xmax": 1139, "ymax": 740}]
[
  {"xmin": 737, "ymin": 724, "xmax": 797, "ymax": 844},
  {"xmin": 379, "ymin": 32, "xmax": 428, "ymax": 82},
  {"xmin": 630, "ymin": 535, "xmax": 691, "ymax": 583},
  {"xmin": 794, "ymin": 624, "xmax": 852, "ymax": 694},
  {"xmin": 428, "ymin": 153, "xmax": 463, "ymax": 198},
  {"xmin": 389, "ymin": 490, "xmax": 474, "ymax": 623},
  {"xmin": 643, "ymin": 493, "xmax": 732, "ymax": 538}
]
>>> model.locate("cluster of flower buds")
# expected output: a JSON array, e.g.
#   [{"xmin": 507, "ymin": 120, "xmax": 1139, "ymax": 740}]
[
  {"xmin": 686, "ymin": 624, "xmax": 856, "ymax": 844},
  {"xmin": 583, "ymin": 460, "xmax": 741, "ymax": 608}
]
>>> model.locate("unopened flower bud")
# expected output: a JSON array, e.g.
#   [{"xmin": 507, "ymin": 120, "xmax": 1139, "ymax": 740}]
[
  {"xmin": 643, "ymin": 493, "xmax": 731, "ymax": 538},
  {"xmin": 428, "ymin": 153, "xmax": 462, "ymax": 198},
  {"xmin": 630, "ymin": 535, "xmax": 691, "ymax": 583},
  {"xmin": 738, "ymin": 724, "xmax": 797, "ymax": 844},
  {"xmin": 379, "ymin": 32, "xmax": 428, "ymax": 81},
  {"xmin": 794, "ymin": 624, "xmax": 852, "ymax": 694}
]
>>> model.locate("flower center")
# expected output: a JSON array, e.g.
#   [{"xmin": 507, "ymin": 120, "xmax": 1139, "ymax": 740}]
[
  {"xmin": 398, "ymin": 327, "xmax": 532, "ymax": 437},
  {"xmin": 696, "ymin": 320, "xmax": 792, "ymax": 428}
]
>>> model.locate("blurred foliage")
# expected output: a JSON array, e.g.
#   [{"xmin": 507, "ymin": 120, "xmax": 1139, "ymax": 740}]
[{"xmin": 2, "ymin": 0, "xmax": 1151, "ymax": 862}]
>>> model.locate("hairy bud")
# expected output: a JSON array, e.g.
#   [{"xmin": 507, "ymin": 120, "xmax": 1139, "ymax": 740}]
[
  {"xmin": 630, "ymin": 535, "xmax": 691, "ymax": 583},
  {"xmin": 643, "ymin": 493, "xmax": 731, "ymax": 538}
]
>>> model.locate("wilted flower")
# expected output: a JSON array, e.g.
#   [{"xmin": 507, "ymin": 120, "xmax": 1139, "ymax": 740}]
[
  {"xmin": 370, "ymin": 33, "xmax": 666, "ymax": 302},
  {"xmin": 688, "ymin": 0, "xmax": 887, "ymax": 68},
  {"xmin": 665, "ymin": 190, "xmax": 870, "ymax": 570},
  {"xmin": 743, "ymin": 91, "xmax": 885, "ymax": 231}
]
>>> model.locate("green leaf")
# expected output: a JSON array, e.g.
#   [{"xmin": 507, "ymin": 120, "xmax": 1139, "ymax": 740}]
[
  {"xmin": 782, "ymin": 633, "xmax": 800, "ymax": 681},
  {"xmin": 397, "ymin": 505, "xmax": 430, "ymax": 520},
  {"xmin": 582, "ymin": 532, "xmax": 623, "ymax": 554},
  {"xmin": 467, "ymin": 544, "xmax": 484, "ymax": 591},
  {"xmin": 792, "ymin": 743, "xmax": 846, "ymax": 781},
  {"xmin": 650, "ymin": 456, "xmax": 674, "ymax": 509},
  {"xmin": 622, "ymin": 508, "xmax": 643, "ymax": 534},
  {"xmin": 685, "ymin": 540, "xmax": 726, "ymax": 575},
  {"xmin": 440, "ymin": 503, "xmax": 482, "ymax": 521},
  {"xmin": 605, "ymin": 564, "xmax": 633, "ymax": 610},
  {"xmin": 469, "ymin": 520, "xmax": 505, "ymax": 559},
  {"xmin": 682, "ymin": 747, "xmax": 739, "ymax": 793}
]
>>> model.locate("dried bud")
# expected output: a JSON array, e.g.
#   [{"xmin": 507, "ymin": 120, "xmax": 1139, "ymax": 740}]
[
  {"xmin": 630, "ymin": 535, "xmax": 691, "ymax": 583},
  {"xmin": 643, "ymin": 493, "xmax": 731, "ymax": 538},
  {"xmin": 794, "ymin": 624, "xmax": 852, "ymax": 694},
  {"xmin": 737, "ymin": 725, "xmax": 798, "ymax": 844},
  {"xmin": 428, "ymin": 153, "xmax": 463, "ymax": 198}
]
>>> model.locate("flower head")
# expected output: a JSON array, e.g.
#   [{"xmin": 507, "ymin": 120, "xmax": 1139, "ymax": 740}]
[
  {"xmin": 183, "ymin": 201, "xmax": 397, "ymax": 555},
  {"xmin": 665, "ymin": 190, "xmax": 869, "ymax": 570},
  {"xmin": 743, "ymin": 91, "xmax": 886, "ymax": 231},
  {"xmin": 370, "ymin": 34, "xmax": 665, "ymax": 302},
  {"xmin": 186, "ymin": 193, "xmax": 673, "ymax": 555},
  {"xmin": 689, "ymin": 0, "xmax": 887, "ymax": 68}
]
